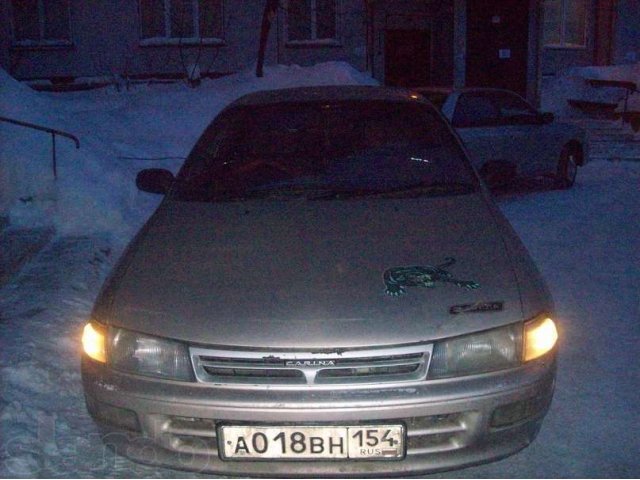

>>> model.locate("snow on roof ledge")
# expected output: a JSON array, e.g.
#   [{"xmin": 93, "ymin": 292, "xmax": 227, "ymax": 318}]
[
  {"xmin": 565, "ymin": 63, "xmax": 640, "ymax": 87},
  {"xmin": 541, "ymin": 62, "xmax": 640, "ymax": 120}
]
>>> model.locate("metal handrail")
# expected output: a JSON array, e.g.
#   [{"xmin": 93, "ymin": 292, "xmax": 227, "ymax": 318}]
[{"xmin": 0, "ymin": 115, "xmax": 80, "ymax": 179}]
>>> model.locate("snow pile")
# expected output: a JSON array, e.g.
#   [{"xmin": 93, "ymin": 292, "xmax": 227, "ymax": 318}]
[
  {"xmin": 541, "ymin": 62, "xmax": 640, "ymax": 120},
  {"xmin": 0, "ymin": 69, "xmax": 54, "ymax": 120},
  {"xmin": 0, "ymin": 62, "xmax": 377, "ymax": 241}
]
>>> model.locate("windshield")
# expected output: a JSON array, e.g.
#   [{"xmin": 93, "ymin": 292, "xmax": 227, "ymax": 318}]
[{"xmin": 173, "ymin": 101, "xmax": 478, "ymax": 202}]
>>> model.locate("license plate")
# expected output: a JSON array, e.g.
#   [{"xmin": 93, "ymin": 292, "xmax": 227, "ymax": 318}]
[{"xmin": 220, "ymin": 425, "xmax": 404, "ymax": 460}]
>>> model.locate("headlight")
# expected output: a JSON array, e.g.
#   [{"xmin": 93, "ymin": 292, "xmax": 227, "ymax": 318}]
[
  {"xmin": 429, "ymin": 323, "xmax": 522, "ymax": 379},
  {"xmin": 429, "ymin": 315, "xmax": 558, "ymax": 379},
  {"xmin": 82, "ymin": 322, "xmax": 107, "ymax": 363},
  {"xmin": 524, "ymin": 316, "xmax": 558, "ymax": 361},
  {"xmin": 108, "ymin": 327, "xmax": 194, "ymax": 381}
]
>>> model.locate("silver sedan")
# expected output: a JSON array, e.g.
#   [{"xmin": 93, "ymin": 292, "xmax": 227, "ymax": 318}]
[
  {"xmin": 81, "ymin": 86, "xmax": 558, "ymax": 476},
  {"xmin": 417, "ymin": 87, "xmax": 588, "ymax": 188}
]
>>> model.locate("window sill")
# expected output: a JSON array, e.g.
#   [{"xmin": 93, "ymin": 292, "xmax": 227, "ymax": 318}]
[
  {"xmin": 285, "ymin": 39, "xmax": 342, "ymax": 49},
  {"xmin": 139, "ymin": 37, "xmax": 226, "ymax": 47},
  {"xmin": 543, "ymin": 44, "xmax": 587, "ymax": 50},
  {"xmin": 11, "ymin": 40, "xmax": 73, "ymax": 51}
]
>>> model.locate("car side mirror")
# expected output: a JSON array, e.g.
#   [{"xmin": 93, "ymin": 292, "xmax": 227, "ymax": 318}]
[
  {"xmin": 540, "ymin": 112, "xmax": 555, "ymax": 124},
  {"xmin": 136, "ymin": 168, "xmax": 175, "ymax": 194}
]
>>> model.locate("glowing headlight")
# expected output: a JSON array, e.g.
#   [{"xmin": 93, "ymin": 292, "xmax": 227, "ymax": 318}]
[
  {"xmin": 82, "ymin": 322, "xmax": 106, "ymax": 363},
  {"xmin": 429, "ymin": 323, "xmax": 522, "ymax": 379},
  {"xmin": 524, "ymin": 316, "xmax": 558, "ymax": 362},
  {"xmin": 109, "ymin": 328, "xmax": 194, "ymax": 381},
  {"xmin": 428, "ymin": 315, "xmax": 558, "ymax": 379}
]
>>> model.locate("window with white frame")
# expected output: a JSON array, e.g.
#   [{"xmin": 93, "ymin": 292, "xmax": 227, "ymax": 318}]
[
  {"xmin": 287, "ymin": 0, "xmax": 339, "ymax": 43},
  {"xmin": 139, "ymin": 0, "xmax": 224, "ymax": 44},
  {"xmin": 543, "ymin": 0, "xmax": 587, "ymax": 48},
  {"xmin": 10, "ymin": 0, "xmax": 71, "ymax": 46}
]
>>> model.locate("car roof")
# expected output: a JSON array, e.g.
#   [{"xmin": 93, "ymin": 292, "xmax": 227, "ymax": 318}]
[
  {"xmin": 228, "ymin": 85, "xmax": 429, "ymax": 108},
  {"xmin": 413, "ymin": 86, "xmax": 524, "ymax": 96},
  {"xmin": 412, "ymin": 86, "xmax": 455, "ymax": 95}
]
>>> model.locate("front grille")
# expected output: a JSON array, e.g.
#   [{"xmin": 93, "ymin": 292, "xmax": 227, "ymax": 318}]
[
  {"xmin": 316, "ymin": 363, "xmax": 419, "ymax": 379},
  {"xmin": 203, "ymin": 366, "xmax": 305, "ymax": 380},
  {"xmin": 190, "ymin": 345, "xmax": 432, "ymax": 386}
]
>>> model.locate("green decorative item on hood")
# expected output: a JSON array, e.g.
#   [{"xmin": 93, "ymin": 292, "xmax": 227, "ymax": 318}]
[{"xmin": 383, "ymin": 258, "xmax": 480, "ymax": 296}]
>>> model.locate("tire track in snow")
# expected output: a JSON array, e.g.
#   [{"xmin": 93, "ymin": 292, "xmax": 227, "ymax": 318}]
[
  {"xmin": 0, "ymin": 236, "xmax": 214, "ymax": 477},
  {"xmin": 0, "ymin": 236, "xmax": 113, "ymax": 477}
]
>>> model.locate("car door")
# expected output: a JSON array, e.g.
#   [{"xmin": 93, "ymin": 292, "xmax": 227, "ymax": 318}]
[
  {"xmin": 450, "ymin": 92, "xmax": 504, "ymax": 173},
  {"xmin": 488, "ymin": 90, "xmax": 558, "ymax": 177},
  {"xmin": 453, "ymin": 90, "xmax": 559, "ymax": 178}
]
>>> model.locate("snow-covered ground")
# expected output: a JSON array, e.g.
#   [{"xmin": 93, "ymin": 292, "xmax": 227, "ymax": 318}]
[{"xmin": 1, "ymin": 64, "xmax": 639, "ymax": 477}]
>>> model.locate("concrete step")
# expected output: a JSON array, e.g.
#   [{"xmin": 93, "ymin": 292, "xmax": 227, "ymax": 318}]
[
  {"xmin": 591, "ymin": 157, "xmax": 640, "ymax": 162},
  {"xmin": 567, "ymin": 118, "xmax": 624, "ymax": 127},
  {"xmin": 590, "ymin": 149, "xmax": 640, "ymax": 161},
  {"xmin": 566, "ymin": 118, "xmax": 640, "ymax": 160},
  {"xmin": 590, "ymin": 139, "xmax": 640, "ymax": 149},
  {"xmin": 590, "ymin": 133, "xmax": 638, "ymax": 140},
  {"xmin": 0, "ymin": 226, "xmax": 55, "ymax": 287},
  {"xmin": 569, "ymin": 119, "xmax": 636, "ymax": 138},
  {"xmin": 590, "ymin": 146, "xmax": 640, "ymax": 160},
  {"xmin": 590, "ymin": 137, "xmax": 638, "ymax": 146}
]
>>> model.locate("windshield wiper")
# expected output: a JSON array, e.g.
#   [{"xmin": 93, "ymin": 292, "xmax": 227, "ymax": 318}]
[
  {"xmin": 174, "ymin": 180, "xmax": 476, "ymax": 202},
  {"xmin": 248, "ymin": 184, "xmax": 404, "ymax": 201},
  {"xmin": 317, "ymin": 181, "xmax": 477, "ymax": 200},
  {"xmin": 385, "ymin": 181, "xmax": 477, "ymax": 197},
  {"xmin": 173, "ymin": 179, "xmax": 333, "ymax": 202},
  {"xmin": 241, "ymin": 181, "xmax": 350, "ymax": 200}
]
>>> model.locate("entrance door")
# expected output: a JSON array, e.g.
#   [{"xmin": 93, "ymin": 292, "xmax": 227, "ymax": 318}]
[
  {"xmin": 384, "ymin": 29, "xmax": 431, "ymax": 87},
  {"xmin": 466, "ymin": 0, "xmax": 530, "ymax": 97}
]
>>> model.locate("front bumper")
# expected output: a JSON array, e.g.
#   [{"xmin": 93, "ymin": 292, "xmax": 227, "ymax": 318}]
[{"xmin": 81, "ymin": 354, "xmax": 556, "ymax": 477}]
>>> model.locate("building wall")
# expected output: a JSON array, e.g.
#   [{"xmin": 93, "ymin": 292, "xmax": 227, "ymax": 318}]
[
  {"xmin": 452, "ymin": 0, "xmax": 466, "ymax": 87},
  {"xmin": 539, "ymin": 0, "xmax": 639, "ymax": 76},
  {"xmin": 528, "ymin": 0, "xmax": 544, "ymax": 104},
  {"xmin": 0, "ymin": 0, "xmax": 454, "ymax": 86},
  {"xmin": 370, "ymin": 0, "xmax": 455, "ymax": 86},
  {"xmin": 275, "ymin": 0, "xmax": 367, "ymax": 72},
  {"xmin": 540, "ymin": 0, "xmax": 599, "ymax": 76},
  {"xmin": 2, "ymin": 0, "xmax": 276, "ymax": 80},
  {"xmin": 0, "ymin": 2, "xmax": 10, "ymax": 72},
  {"xmin": 275, "ymin": 0, "xmax": 455, "ymax": 84},
  {"xmin": 0, "ymin": 0, "xmax": 369, "ymax": 81},
  {"xmin": 614, "ymin": 0, "xmax": 640, "ymax": 64},
  {"xmin": 1, "ymin": 0, "xmax": 549, "ymax": 102}
]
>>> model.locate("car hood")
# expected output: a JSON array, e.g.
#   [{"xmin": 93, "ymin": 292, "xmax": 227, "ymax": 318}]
[{"xmin": 99, "ymin": 194, "xmax": 528, "ymax": 349}]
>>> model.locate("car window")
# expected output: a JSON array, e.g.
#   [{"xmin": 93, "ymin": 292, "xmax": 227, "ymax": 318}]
[
  {"xmin": 489, "ymin": 91, "xmax": 540, "ymax": 125},
  {"xmin": 175, "ymin": 101, "xmax": 478, "ymax": 202},
  {"xmin": 451, "ymin": 93, "xmax": 500, "ymax": 128}
]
